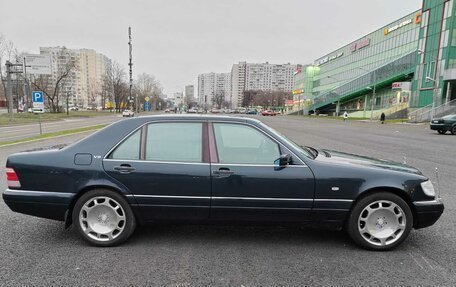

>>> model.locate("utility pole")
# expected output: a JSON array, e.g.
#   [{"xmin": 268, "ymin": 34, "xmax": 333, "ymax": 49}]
[
  {"xmin": 6, "ymin": 61, "xmax": 14, "ymax": 121},
  {"xmin": 22, "ymin": 57, "xmax": 29, "ymax": 111},
  {"xmin": 128, "ymin": 27, "xmax": 135, "ymax": 114}
]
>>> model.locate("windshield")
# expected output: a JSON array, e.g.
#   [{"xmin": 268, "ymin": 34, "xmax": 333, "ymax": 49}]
[
  {"xmin": 258, "ymin": 122, "xmax": 315, "ymax": 159},
  {"xmin": 442, "ymin": 115, "xmax": 455, "ymax": 120}
]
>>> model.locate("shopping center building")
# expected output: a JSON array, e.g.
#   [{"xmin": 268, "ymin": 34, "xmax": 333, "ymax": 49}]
[{"xmin": 292, "ymin": 0, "xmax": 456, "ymax": 120}]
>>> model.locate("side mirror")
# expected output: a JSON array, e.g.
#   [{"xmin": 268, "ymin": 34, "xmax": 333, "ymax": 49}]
[{"xmin": 274, "ymin": 154, "xmax": 292, "ymax": 167}]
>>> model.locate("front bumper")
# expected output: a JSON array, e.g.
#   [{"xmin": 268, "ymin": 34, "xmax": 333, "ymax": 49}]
[
  {"xmin": 430, "ymin": 124, "xmax": 448, "ymax": 130},
  {"xmin": 413, "ymin": 198, "xmax": 444, "ymax": 229},
  {"xmin": 3, "ymin": 189, "xmax": 75, "ymax": 221}
]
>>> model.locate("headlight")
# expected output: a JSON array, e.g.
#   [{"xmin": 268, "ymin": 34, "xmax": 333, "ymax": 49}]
[{"xmin": 420, "ymin": 180, "xmax": 435, "ymax": 197}]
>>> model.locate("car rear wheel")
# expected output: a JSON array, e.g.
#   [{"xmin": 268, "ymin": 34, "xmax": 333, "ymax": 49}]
[
  {"xmin": 451, "ymin": 126, "xmax": 456, "ymax": 135},
  {"xmin": 347, "ymin": 192, "xmax": 412, "ymax": 251},
  {"xmin": 72, "ymin": 189, "xmax": 136, "ymax": 247},
  {"xmin": 438, "ymin": 130, "xmax": 446, "ymax": 134}
]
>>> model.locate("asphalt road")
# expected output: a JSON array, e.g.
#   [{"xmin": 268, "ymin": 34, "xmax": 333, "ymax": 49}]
[
  {"xmin": 0, "ymin": 115, "xmax": 121, "ymax": 142},
  {"xmin": 0, "ymin": 116, "xmax": 455, "ymax": 286}
]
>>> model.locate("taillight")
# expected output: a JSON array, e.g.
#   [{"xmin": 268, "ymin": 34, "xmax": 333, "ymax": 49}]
[{"xmin": 6, "ymin": 167, "xmax": 21, "ymax": 188}]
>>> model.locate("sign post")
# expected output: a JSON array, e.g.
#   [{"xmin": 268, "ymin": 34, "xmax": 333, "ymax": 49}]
[
  {"xmin": 144, "ymin": 96, "xmax": 150, "ymax": 112},
  {"xmin": 32, "ymin": 91, "xmax": 45, "ymax": 135},
  {"xmin": 24, "ymin": 54, "xmax": 52, "ymax": 75}
]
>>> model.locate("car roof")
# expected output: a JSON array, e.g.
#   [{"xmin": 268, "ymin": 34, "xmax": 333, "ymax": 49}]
[
  {"xmin": 128, "ymin": 114, "xmax": 263, "ymax": 124},
  {"xmin": 65, "ymin": 114, "xmax": 264, "ymax": 154}
]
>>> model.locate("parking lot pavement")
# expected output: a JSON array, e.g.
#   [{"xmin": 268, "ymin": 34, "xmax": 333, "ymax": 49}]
[{"xmin": 0, "ymin": 116, "xmax": 455, "ymax": 286}]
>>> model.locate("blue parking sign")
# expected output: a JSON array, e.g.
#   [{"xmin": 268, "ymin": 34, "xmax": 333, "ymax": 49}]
[
  {"xmin": 32, "ymin": 91, "xmax": 44, "ymax": 103},
  {"xmin": 32, "ymin": 91, "xmax": 45, "ymax": 110}
]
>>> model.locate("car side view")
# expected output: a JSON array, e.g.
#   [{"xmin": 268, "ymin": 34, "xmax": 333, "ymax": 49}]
[
  {"xmin": 430, "ymin": 114, "xmax": 456, "ymax": 134},
  {"xmin": 3, "ymin": 115, "xmax": 444, "ymax": 250}
]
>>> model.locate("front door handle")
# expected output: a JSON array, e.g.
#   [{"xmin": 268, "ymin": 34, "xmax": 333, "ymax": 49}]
[
  {"xmin": 114, "ymin": 164, "xmax": 136, "ymax": 174},
  {"xmin": 213, "ymin": 168, "xmax": 234, "ymax": 177}
]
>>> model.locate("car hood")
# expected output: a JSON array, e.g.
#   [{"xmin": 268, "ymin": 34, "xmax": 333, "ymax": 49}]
[{"xmin": 314, "ymin": 149, "xmax": 423, "ymax": 175}]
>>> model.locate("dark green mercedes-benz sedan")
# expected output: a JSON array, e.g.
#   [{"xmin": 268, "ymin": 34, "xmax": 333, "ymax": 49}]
[
  {"xmin": 430, "ymin": 114, "xmax": 456, "ymax": 134},
  {"xmin": 3, "ymin": 115, "xmax": 444, "ymax": 250}
]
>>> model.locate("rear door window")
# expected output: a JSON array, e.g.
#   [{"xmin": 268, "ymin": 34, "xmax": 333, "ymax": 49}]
[
  {"xmin": 110, "ymin": 129, "xmax": 141, "ymax": 160},
  {"xmin": 146, "ymin": 122, "xmax": 203, "ymax": 163}
]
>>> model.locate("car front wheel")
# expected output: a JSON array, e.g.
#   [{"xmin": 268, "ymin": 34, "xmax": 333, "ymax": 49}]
[
  {"xmin": 451, "ymin": 126, "xmax": 456, "ymax": 135},
  {"xmin": 347, "ymin": 192, "xmax": 412, "ymax": 251},
  {"xmin": 72, "ymin": 189, "xmax": 136, "ymax": 247}
]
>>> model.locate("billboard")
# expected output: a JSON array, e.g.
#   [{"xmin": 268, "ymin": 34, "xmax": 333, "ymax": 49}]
[{"xmin": 24, "ymin": 54, "xmax": 52, "ymax": 75}]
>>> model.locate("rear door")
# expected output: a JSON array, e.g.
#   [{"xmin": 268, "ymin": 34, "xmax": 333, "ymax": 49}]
[
  {"xmin": 209, "ymin": 122, "xmax": 315, "ymax": 222},
  {"xmin": 103, "ymin": 121, "xmax": 211, "ymax": 222}
]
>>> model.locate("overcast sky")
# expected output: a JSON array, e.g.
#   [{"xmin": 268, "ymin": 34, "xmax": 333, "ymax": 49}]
[{"xmin": 1, "ymin": 0, "xmax": 421, "ymax": 95}]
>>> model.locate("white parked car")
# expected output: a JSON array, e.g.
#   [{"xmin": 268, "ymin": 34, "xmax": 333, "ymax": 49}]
[{"xmin": 122, "ymin": 110, "xmax": 135, "ymax": 117}]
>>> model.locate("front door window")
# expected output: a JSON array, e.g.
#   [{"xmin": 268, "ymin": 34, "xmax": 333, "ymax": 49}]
[{"xmin": 213, "ymin": 123, "xmax": 280, "ymax": 164}]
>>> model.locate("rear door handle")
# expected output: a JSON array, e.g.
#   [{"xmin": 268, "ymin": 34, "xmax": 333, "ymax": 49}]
[
  {"xmin": 114, "ymin": 164, "xmax": 136, "ymax": 174},
  {"xmin": 213, "ymin": 168, "xmax": 234, "ymax": 177}
]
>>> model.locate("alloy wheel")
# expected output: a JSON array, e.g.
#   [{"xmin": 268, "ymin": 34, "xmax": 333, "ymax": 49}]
[
  {"xmin": 358, "ymin": 200, "xmax": 406, "ymax": 247},
  {"xmin": 79, "ymin": 196, "xmax": 126, "ymax": 242}
]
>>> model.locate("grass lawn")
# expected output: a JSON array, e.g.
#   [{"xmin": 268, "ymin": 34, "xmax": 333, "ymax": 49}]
[
  {"xmin": 0, "ymin": 110, "xmax": 116, "ymax": 126},
  {"xmin": 0, "ymin": 124, "xmax": 107, "ymax": 147}
]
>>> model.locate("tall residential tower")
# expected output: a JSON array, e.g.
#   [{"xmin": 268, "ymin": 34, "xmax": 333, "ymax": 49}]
[{"xmin": 231, "ymin": 62, "xmax": 296, "ymax": 107}]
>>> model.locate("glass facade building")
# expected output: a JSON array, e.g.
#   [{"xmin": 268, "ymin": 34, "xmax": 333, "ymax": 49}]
[
  {"xmin": 412, "ymin": 0, "xmax": 456, "ymax": 108},
  {"xmin": 293, "ymin": 0, "xmax": 456, "ymax": 118}
]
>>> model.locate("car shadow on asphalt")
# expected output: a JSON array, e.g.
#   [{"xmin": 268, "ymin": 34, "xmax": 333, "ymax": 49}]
[{"xmin": 125, "ymin": 225, "xmax": 356, "ymax": 249}]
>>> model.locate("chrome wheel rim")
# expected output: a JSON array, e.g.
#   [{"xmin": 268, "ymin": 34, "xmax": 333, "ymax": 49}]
[
  {"xmin": 358, "ymin": 200, "xmax": 406, "ymax": 247},
  {"xmin": 79, "ymin": 196, "xmax": 126, "ymax": 242}
]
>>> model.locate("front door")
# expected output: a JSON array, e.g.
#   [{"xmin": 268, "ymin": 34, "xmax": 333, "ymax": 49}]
[
  {"xmin": 209, "ymin": 122, "xmax": 314, "ymax": 222},
  {"xmin": 103, "ymin": 121, "xmax": 211, "ymax": 222}
]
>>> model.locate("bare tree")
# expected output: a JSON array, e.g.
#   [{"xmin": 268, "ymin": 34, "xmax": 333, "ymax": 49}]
[
  {"xmin": 87, "ymin": 80, "xmax": 98, "ymax": 109},
  {"xmin": 242, "ymin": 90, "xmax": 256, "ymax": 107},
  {"xmin": 30, "ymin": 47, "xmax": 77, "ymax": 112},
  {"xmin": 242, "ymin": 90, "xmax": 292, "ymax": 108},
  {"xmin": 0, "ymin": 35, "xmax": 8, "ymax": 103},
  {"xmin": 100, "ymin": 62, "xmax": 115, "ymax": 110},
  {"xmin": 0, "ymin": 36, "xmax": 20, "ymax": 109},
  {"xmin": 100, "ymin": 75, "xmax": 111, "ymax": 110},
  {"xmin": 212, "ymin": 91, "xmax": 225, "ymax": 109},
  {"xmin": 109, "ymin": 61, "xmax": 127, "ymax": 112},
  {"xmin": 135, "ymin": 73, "xmax": 161, "ymax": 111}
]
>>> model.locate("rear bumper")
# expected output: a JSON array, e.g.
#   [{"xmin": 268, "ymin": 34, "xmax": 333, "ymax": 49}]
[
  {"xmin": 3, "ymin": 189, "xmax": 75, "ymax": 221},
  {"xmin": 413, "ymin": 198, "xmax": 444, "ymax": 229}
]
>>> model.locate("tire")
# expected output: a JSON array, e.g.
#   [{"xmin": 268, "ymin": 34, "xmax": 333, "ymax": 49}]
[
  {"xmin": 451, "ymin": 126, "xmax": 456, "ymax": 135},
  {"xmin": 347, "ymin": 192, "xmax": 413, "ymax": 251},
  {"xmin": 72, "ymin": 189, "xmax": 136, "ymax": 247},
  {"xmin": 438, "ymin": 130, "xmax": 446, "ymax": 134}
]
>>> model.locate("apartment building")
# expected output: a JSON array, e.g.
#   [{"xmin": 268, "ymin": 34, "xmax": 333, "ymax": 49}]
[
  {"xmin": 197, "ymin": 72, "xmax": 231, "ymax": 107},
  {"xmin": 231, "ymin": 62, "xmax": 296, "ymax": 107},
  {"xmin": 185, "ymin": 85, "xmax": 195, "ymax": 102},
  {"xmin": 39, "ymin": 47, "xmax": 111, "ymax": 108}
]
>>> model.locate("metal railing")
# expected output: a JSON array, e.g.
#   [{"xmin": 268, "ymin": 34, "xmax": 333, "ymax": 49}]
[
  {"xmin": 409, "ymin": 98, "xmax": 456, "ymax": 122},
  {"xmin": 408, "ymin": 103, "xmax": 433, "ymax": 123}
]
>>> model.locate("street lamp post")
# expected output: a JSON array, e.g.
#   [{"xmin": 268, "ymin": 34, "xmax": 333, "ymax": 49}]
[
  {"xmin": 418, "ymin": 49, "xmax": 439, "ymax": 119},
  {"xmin": 426, "ymin": 76, "xmax": 438, "ymax": 119}
]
